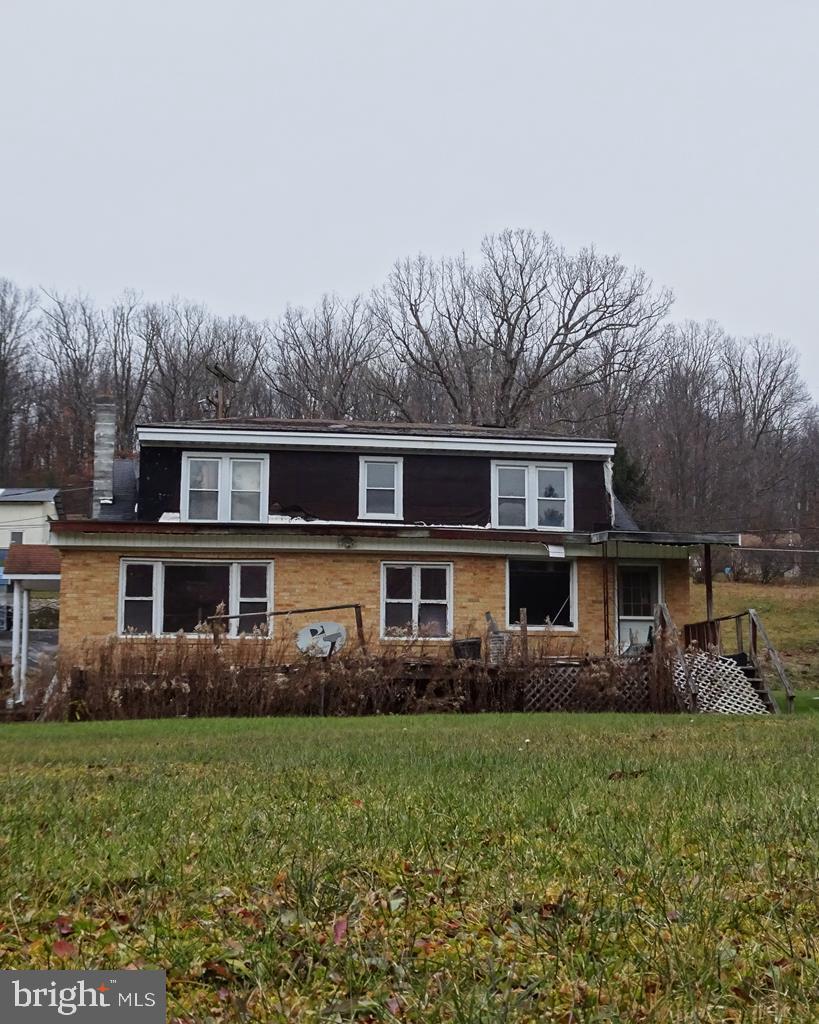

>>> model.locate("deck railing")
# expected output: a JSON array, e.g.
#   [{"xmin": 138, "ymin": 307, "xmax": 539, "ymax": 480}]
[{"xmin": 684, "ymin": 608, "xmax": 794, "ymax": 713}]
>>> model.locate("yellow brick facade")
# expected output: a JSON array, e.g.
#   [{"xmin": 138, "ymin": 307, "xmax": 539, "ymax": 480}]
[{"xmin": 57, "ymin": 546, "xmax": 691, "ymax": 658}]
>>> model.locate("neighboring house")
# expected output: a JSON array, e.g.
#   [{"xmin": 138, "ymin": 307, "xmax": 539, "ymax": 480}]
[
  {"xmin": 0, "ymin": 488, "xmax": 59, "ymax": 625},
  {"xmin": 0, "ymin": 488, "xmax": 58, "ymax": 549},
  {"xmin": 50, "ymin": 408, "xmax": 739, "ymax": 658}
]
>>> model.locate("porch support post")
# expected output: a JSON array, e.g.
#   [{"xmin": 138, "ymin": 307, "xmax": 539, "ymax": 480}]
[
  {"xmin": 602, "ymin": 541, "xmax": 611, "ymax": 650},
  {"xmin": 19, "ymin": 587, "xmax": 30, "ymax": 703},
  {"xmin": 10, "ymin": 581, "xmax": 22, "ymax": 700},
  {"xmin": 703, "ymin": 543, "xmax": 714, "ymax": 622}
]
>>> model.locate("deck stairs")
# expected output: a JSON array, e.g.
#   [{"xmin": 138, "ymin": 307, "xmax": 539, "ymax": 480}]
[
  {"xmin": 684, "ymin": 608, "xmax": 794, "ymax": 714},
  {"xmin": 656, "ymin": 605, "xmax": 794, "ymax": 715}
]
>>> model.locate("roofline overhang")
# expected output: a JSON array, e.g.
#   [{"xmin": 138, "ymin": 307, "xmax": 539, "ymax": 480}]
[
  {"xmin": 49, "ymin": 520, "xmax": 694, "ymax": 560},
  {"xmin": 591, "ymin": 530, "xmax": 741, "ymax": 546},
  {"xmin": 136, "ymin": 425, "xmax": 616, "ymax": 459},
  {"xmin": 50, "ymin": 519, "xmax": 598, "ymax": 544}
]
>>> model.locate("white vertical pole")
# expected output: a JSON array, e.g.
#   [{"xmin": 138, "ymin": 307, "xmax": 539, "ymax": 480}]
[
  {"xmin": 20, "ymin": 587, "xmax": 30, "ymax": 703},
  {"xmin": 10, "ymin": 581, "xmax": 22, "ymax": 700}
]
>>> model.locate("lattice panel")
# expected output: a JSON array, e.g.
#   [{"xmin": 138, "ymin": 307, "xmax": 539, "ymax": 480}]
[
  {"xmin": 684, "ymin": 650, "xmax": 769, "ymax": 715},
  {"xmin": 523, "ymin": 659, "xmax": 651, "ymax": 713},
  {"xmin": 524, "ymin": 665, "xmax": 579, "ymax": 712}
]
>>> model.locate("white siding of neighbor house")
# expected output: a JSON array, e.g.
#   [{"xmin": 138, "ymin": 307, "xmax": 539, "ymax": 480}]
[{"xmin": 0, "ymin": 501, "xmax": 56, "ymax": 547}]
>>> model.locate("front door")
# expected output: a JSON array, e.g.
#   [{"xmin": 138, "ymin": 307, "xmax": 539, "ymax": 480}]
[{"xmin": 617, "ymin": 565, "xmax": 660, "ymax": 652}]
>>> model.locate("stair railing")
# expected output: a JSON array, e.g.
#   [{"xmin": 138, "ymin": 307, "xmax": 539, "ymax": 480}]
[
  {"xmin": 654, "ymin": 602, "xmax": 698, "ymax": 712},
  {"xmin": 748, "ymin": 608, "xmax": 795, "ymax": 714},
  {"xmin": 684, "ymin": 608, "xmax": 794, "ymax": 714}
]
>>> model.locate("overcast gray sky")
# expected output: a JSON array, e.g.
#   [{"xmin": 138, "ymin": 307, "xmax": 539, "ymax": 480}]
[{"xmin": 3, "ymin": 0, "xmax": 818, "ymax": 399}]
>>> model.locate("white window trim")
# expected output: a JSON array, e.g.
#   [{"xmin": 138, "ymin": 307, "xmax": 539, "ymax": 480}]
[
  {"xmin": 180, "ymin": 452, "xmax": 270, "ymax": 524},
  {"xmin": 505, "ymin": 557, "xmax": 578, "ymax": 633},
  {"xmin": 380, "ymin": 561, "xmax": 453, "ymax": 641},
  {"xmin": 118, "ymin": 558, "xmax": 274, "ymax": 638},
  {"xmin": 358, "ymin": 456, "xmax": 404, "ymax": 521},
  {"xmin": 491, "ymin": 460, "xmax": 573, "ymax": 532}
]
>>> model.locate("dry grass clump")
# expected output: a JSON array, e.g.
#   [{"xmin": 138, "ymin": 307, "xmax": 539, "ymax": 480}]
[{"xmin": 34, "ymin": 631, "xmax": 679, "ymax": 721}]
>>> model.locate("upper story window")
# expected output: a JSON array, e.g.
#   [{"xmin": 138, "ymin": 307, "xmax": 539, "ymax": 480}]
[
  {"xmin": 10, "ymin": 531, "xmax": 23, "ymax": 545},
  {"xmin": 491, "ymin": 461, "xmax": 572, "ymax": 531},
  {"xmin": 358, "ymin": 457, "xmax": 403, "ymax": 520},
  {"xmin": 181, "ymin": 452, "xmax": 269, "ymax": 523}
]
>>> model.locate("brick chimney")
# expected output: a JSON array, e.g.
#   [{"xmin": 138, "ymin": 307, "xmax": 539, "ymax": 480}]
[{"xmin": 92, "ymin": 396, "xmax": 116, "ymax": 518}]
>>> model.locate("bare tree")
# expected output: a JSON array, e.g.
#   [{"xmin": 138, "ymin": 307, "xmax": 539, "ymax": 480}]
[
  {"xmin": 0, "ymin": 279, "xmax": 37, "ymax": 479},
  {"xmin": 265, "ymin": 295, "xmax": 384, "ymax": 419},
  {"xmin": 371, "ymin": 229, "xmax": 672, "ymax": 426}
]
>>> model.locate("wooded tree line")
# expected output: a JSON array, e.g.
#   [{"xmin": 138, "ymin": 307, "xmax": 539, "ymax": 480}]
[{"xmin": 1, "ymin": 229, "xmax": 816, "ymax": 538}]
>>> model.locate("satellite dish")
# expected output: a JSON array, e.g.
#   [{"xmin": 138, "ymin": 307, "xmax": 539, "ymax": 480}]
[{"xmin": 296, "ymin": 621, "xmax": 347, "ymax": 657}]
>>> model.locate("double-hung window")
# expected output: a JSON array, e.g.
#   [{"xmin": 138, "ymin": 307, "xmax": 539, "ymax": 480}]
[
  {"xmin": 491, "ymin": 461, "xmax": 572, "ymax": 530},
  {"xmin": 381, "ymin": 562, "xmax": 451, "ymax": 638},
  {"xmin": 359, "ymin": 457, "xmax": 403, "ymax": 520},
  {"xmin": 182, "ymin": 453, "xmax": 268, "ymax": 523},
  {"xmin": 120, "ymin": 560, "xmax": 273, "ymax": 636}
]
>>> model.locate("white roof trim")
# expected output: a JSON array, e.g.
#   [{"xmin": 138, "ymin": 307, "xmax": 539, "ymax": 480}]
[
  {"xmin": 3, "ymin": 573, "xmax": 61, "ymax": 581},
  {"xmin": 137, "ymin": 425, "xmax": 616, "ymax": 458}
]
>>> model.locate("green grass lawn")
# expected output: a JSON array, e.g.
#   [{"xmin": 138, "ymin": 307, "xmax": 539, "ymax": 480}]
[
  {"xmin": 691, "ymin": 580, "xmax": 819, "ymax": 688},
  {"xmin": 1, "ymin": 715, "xmax": 817, "ymax": 1022}
]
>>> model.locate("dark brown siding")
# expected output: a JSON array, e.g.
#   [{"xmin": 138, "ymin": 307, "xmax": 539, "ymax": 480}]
[
  {"xmin": 138, "ymin": 447, "xmax": 182, "ymax": 520},
  {"xmin": 269, "ymin": 451, "xmax": 358, "ymax": 519},
  {"xmin": 572, "ymin": 459, "xmax": 610, "ymax": 530},
  {"xmin": 403, "ymin": 455, "xmax": 490, "ymax": 525},
  {"xmin": 135, "ymin": 445, "xmax": 609, "ymax": 530}
]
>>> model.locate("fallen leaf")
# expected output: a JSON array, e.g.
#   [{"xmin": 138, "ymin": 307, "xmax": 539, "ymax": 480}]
[{"xmin": 333, "ymin": 917, "xmax": 348, "ymax": 944}]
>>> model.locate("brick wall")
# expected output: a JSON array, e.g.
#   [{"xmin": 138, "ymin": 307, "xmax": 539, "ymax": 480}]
[{"xmin": 57, "ymin": 547, "xmax": 691, "ymax": 657}]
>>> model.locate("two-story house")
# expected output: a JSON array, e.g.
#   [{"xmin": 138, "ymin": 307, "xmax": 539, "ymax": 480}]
[{"xmin": 49, "ymin": 405, "xmax": 739, "ymax": 660}]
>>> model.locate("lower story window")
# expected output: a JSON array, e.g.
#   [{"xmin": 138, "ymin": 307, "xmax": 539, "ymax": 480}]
[
  {"xmin": 382, "ymin": 562, "xmax": 452, "ymax": 638},
  {"xmin": 120, "ymin": 560, "xmax": 273, "ymax": 636},
  {"xmin": 507, "ymin": 559, "xmax": 575, "ymax": 629}
]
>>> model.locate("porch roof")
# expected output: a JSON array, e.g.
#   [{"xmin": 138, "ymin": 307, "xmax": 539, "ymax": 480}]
[
  {"xmin": 3, "ymin": 544, "xmax": 61, "ymax": 579},
  {"xmin": 590, "ymin": 530, "xmax": 741, "ymax": 546}
]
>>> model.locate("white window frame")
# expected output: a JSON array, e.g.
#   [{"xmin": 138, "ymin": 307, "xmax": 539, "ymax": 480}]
[
  {"xmin": 380, "ymin": 561, "xmax": 453, "ymax": 641},
  {"xmin": 505, "ymin": 557, "xmax": 578, "ymax": 633},
  {"xmin": 118, "ymin": 558, "xmax": 274, "ymax": 637},
  {"xmin": 181, "ymin": 452, "xmax": 270, "ymax": 524},
  {"xmin": 490, "ymin": 460, "xmax": 573, "ymax": 532},
  {"xmin": 10, "ymin": 531, "xmax": 24, "ymax": 545},
  {"xmin": 358, "ymin": 456, "xmax": 404, "ymax": 521}
]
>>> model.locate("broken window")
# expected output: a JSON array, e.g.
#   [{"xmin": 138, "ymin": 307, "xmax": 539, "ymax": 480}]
[
  {"xmin": 507, "ymin": 559, "xmax": 574, "ymax": 628},
  {"xmin": 382, "ymin": 562, "xmax": 451, "ymax": 638}
]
